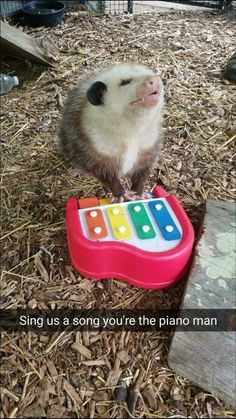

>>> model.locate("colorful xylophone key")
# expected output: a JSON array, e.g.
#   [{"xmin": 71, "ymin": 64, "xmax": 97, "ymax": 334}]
[
  {"xmin": 128, "ymin": 202, "xmax": 156, "ymax": 239},
  {"xmin": 148, "ymin": 200, "xmax": 181, "ymax": 241},
  {"xmin": 106, "ymin": 205, "xmax": 132, "ymax": 240}
]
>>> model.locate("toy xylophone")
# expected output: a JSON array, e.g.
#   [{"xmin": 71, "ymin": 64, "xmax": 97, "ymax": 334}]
[{"xmin": 66, "ymin": 186, "xmax": 194, "ymax": 289}]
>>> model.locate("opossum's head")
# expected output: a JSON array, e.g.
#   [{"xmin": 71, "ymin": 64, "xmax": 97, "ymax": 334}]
[{"xmin": 85, "ymin": 63, "xmax": 164, "ymax": 119}]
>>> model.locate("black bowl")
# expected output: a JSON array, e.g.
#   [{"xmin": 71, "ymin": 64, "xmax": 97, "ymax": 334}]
[{"xmin": 22, "ymin": 1, "xmax": 65, "ymax": 27}]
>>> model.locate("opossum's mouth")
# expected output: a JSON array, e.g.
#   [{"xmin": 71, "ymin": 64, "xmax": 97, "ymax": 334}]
[{"xmin": 131, "ymin": 90, "xmax": 159, "ymax": 107}]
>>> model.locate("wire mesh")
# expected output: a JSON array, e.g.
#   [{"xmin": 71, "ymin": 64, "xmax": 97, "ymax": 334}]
[
  {"xmin": 105, "ymin": 1, "xmax": 133, "ymax": 14},
  {"xmin": 65, "ymin": 1, "xmax": 133, "ymax": 14},
  {"xmin": 0, "ymin": 0, "xmax": 28, "ymax": 18},
  {"xmin": 0, "ymin": 1, "xmax": 132, "ymax": 18},
  {"xmin": 0, "ymin": 0, "xmax": 233, "ymax": 19}
]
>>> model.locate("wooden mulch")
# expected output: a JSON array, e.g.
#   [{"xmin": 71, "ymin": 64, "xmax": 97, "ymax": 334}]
[{"xmin": 1, "ymin": 7, "xmax": 235, "ymax": 418}]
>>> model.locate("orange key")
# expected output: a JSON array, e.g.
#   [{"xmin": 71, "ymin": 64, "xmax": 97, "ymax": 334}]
[
  {"xmin": 78, "ymin": 197, "xmax": 99, "ymax": 209},
  {"xmin": 85, "ymin": 208, "xmax": 107, "ymax": 240}
]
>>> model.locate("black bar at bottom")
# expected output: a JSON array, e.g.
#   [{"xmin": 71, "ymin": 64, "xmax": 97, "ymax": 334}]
[{"xmin": 0, "ymin": 309, "xmax": 235, "ymax": 332}]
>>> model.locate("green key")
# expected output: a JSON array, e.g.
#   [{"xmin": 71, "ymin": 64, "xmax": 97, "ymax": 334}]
[{"xmin": 128, "ymin": 202, "xmax": 156, "ymax": 240}]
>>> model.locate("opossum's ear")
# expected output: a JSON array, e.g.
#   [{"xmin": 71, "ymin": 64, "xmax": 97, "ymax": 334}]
[{"xmin": 87, "ymin": 81, "xmax": 107, "ymax": 106}]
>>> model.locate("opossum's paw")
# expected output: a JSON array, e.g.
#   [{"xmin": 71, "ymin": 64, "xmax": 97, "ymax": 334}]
[
  {"xmin": 68, "ymin": 167, "xmax": 83, "ymax": 178},
  {"xmin": 111, "ymin": 195, "xmax": 125, "ymax": 203},
  {"xmin": 124, "ymin": 191, "xmax": 152, "ymax": 201},
  {"xmin": 111, "ymin": 190, "xmax": 151, "ymax": 203},
  {"xmin": 139, "ymin": 192, "xmax": 152, "ymax": 200},
  {"xmin": 111, "ymin": 191, "xmax": 135, "ymax": 203},
  {"xmin": 123, "ymin": 191, "xmax": 143, "ymax": 201}
]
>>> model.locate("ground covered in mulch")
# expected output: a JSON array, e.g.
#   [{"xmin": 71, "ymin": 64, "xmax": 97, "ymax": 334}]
[{"xmin": 1, "ymin": 7, "xmax": 235, "ymax": 418}]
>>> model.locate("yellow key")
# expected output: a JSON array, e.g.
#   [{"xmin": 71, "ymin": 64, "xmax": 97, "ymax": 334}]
[
  {"xmin": 99, "ymin": 198, "xmax": 112, "ymax": 206},
  {"xmin": 106, "ymin": 205, "xmax": 132, "ymax": 240}
]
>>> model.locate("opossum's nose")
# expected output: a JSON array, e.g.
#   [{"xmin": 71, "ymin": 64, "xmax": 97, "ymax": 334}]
[
  {"xmin": 146, "ymin": 76, "xmax": 162, "ymax": 92},
  {"xmin": 131, "ymin": 75, "xmax": 163, "ymax": 107},
  {"xmin": 147, "ymin": 76, "xmax": 156, "ymax": 85}
]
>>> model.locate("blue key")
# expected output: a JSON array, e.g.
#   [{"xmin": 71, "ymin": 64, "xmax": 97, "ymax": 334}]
[{"xmin": 148, "ymin": 200, "xmax": 181, "ymax": 241}]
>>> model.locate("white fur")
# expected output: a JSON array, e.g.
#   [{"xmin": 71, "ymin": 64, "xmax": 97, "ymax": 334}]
[{"xmin": 81, "ymin": 63, "xmax": 164, "ymax": 175}]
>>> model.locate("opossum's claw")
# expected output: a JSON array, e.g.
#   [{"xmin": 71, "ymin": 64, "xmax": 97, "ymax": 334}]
[
  {"xmin": 111, "ymin": 191, "xmax": 151, "ymax": 203},
  {"xmin": 111, "ymin": 195, "xmax": 124, "ymax": 203},
  {"xmin": 68, "ymin": 167, "xmax": 83, "ymax": 178},
  {"xmin": 124, "ymin": 191, "xmax": 152, "ymax": 201},
  {"xmin": 111, "ymin": 191, "xmax": 135, "ymax": 203},
  {"xmin": 140, "ymin": 192, "xmax": 152, "ymax": 199},
  {"xmin": 123, "ymin": 191, "xmax": 139, "ymax": 201}
]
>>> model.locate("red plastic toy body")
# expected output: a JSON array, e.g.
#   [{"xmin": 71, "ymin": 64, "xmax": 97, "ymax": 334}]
[{"xmin": 66, "ymin": 186, "xmax": 194, "ymax": 289}]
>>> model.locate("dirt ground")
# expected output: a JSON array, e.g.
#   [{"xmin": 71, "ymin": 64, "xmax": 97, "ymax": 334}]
[{"xmin": 1, "ymin": 5, "xmax": 235, "ymax": 419}]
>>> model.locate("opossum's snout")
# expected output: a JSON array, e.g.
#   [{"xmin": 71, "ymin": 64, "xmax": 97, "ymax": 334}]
[{"xmin": 131, "ymin": 76, "xmax": 163, "ymax": 108}]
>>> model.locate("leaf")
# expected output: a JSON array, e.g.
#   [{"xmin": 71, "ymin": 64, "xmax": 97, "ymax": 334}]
[{"xmin": 77, "ymin": 47, "xmax": 89, "ymax": 55}]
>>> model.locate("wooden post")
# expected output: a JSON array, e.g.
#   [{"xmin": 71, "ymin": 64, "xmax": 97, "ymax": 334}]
[{"xmin": 169, "ymin": 199, "xmax": 236, "ymax": 407}]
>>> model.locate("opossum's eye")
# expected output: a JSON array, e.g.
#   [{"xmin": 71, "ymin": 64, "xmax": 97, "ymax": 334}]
[
  {"xmin": 120, "ymin": 79, "xmax": 132, "ymax": 86},
  {"xmin": 87, "ymin": 81, "xmax": 107, "ymax": 106}
]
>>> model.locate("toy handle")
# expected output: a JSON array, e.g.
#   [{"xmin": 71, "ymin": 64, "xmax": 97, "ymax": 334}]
[{"xmin": 151, "ymin": 185, "xmax": 169, "ymax": 198}]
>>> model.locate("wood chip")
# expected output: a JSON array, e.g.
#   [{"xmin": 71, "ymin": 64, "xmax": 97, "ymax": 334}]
[
  {"xmin": 47, "ymin": 405, "xmax": 65, "ymax": 418},
  {"xmin": 81, "ymin": 359, "xmax": 106, "ymax": 366},
  {"xmin": 34, "ymin": 251, "xmax": 49, "ymax": 282},
  {"xmin": 105, "ymin": 368, "xmax": 123, "ymax": 386},
  {"xmin": 1, "ymin": 388, "xmax": 19, "ymax": 402},
  {"xmin": 71, "ymin": 342, "xmax": 92, "ymax": 359},
  {"xmin": 63, "ymin": 379, "xmax": 82, "ymax": 409},
  {"xmin": 89, "ymin": 400, "xmax": 96, "ymax": 419},
  {"xmin": 46, "ymin": 360, "xmax": 58, "ymax": 377},
  {"xmin": 8, "ymin": 407, "xmax": 18, "ymax": 419},
  {"xmin": 117, "ymin": 350, "xmax": 130, "ymax": 365},
  {"xmin": 142, "ymin": 384, "xmax": 157, "ymax": 410}
]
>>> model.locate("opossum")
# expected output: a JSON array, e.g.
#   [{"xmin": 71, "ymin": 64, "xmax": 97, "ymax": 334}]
[{"xmin": 59, "ymin": 63, "xmax": 164, "ymax": 201}]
